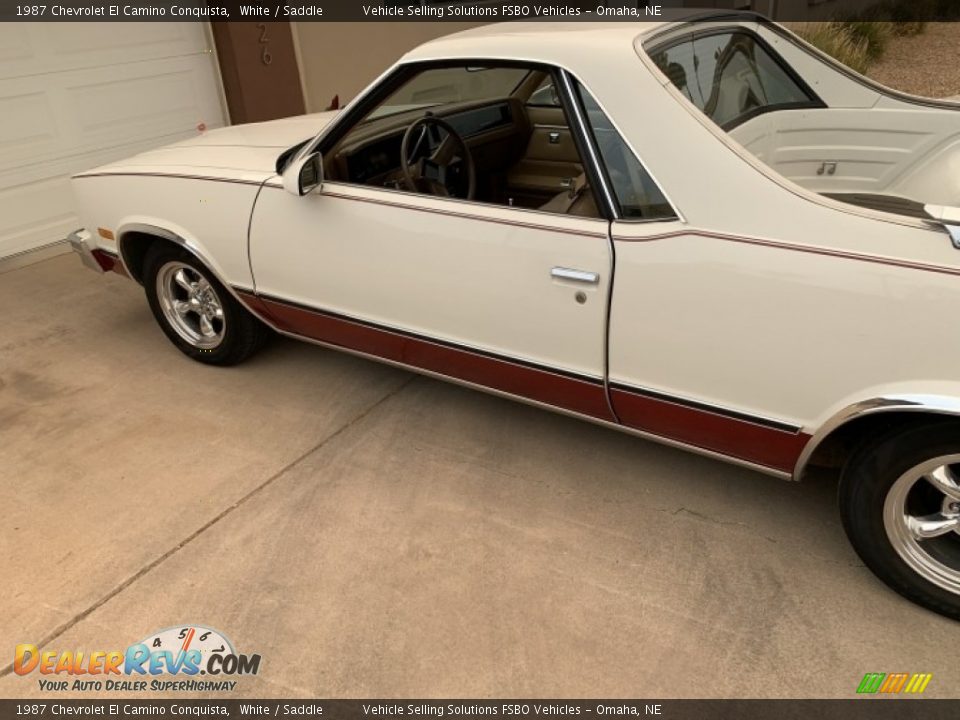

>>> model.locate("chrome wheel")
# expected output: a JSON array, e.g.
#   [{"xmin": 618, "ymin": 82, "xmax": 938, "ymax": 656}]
[
  {"xmin": 884, "ymin": 454, "xmax": 960, "ymax": 594},
  {"xmin": 155, "ymin": 261, "xmax": 225, "ymax": 350}
]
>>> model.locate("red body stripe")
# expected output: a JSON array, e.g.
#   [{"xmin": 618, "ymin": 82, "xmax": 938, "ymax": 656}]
[
  {"xmin": 248, "ymin": 293, "xmax": 616, "ymax": 422},
  {"xmin": 238, "ymin": 290, "xmax": 808, "ymax": 473},
  {"xmin": 233, "ymin": 290, "xmax": 276, "ymax": 323},
  {"xmin": 610, "ymin": 389, "xmax": 809, "ymax": 473}
]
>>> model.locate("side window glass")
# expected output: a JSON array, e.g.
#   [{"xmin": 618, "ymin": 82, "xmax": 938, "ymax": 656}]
[
  {"xmin": 652, "ymin": 32, "xmax": 815, "ymax": 128},
  {"xmin": 575, "ymin": 83, "xmax": 674, "ymax": 220},
  {"xmin": 324, "ymin": 64, "xmax": 602, "ymax": 218}
]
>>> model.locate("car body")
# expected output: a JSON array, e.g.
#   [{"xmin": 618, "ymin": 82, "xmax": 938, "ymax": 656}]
[{"xmin": 68, "ymin": 13, "xmax": 960, "ymax": 618}]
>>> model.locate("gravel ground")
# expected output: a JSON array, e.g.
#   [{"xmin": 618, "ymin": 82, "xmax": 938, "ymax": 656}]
[{"xmin": 867, "ymin": 23, "xmax": 960, "ymax": 99}]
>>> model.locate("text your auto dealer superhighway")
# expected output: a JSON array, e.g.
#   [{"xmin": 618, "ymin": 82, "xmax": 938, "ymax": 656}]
[{"xmin": 46, "ymin": 4, "xmax": 228, "ymax": 16}]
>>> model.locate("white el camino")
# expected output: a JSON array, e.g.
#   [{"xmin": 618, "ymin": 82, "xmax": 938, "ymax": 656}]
[{"xmin": 69, "ymin": 14, "xmax": 960, "ymax": 619}]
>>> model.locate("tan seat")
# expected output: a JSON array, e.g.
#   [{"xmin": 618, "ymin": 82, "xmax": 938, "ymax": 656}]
[{"xmin": 538, "ymin": 173, "xmax": 599, "ymax": 218}]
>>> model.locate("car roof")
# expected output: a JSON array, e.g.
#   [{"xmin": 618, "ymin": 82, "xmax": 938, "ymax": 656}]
[
  {"xmin": 402, "ymin": 12, "xmax": 759, "ymax": 64},
  {"xmin": 404, "ymin": 22, "xmax": 657, "ymax": 63}
]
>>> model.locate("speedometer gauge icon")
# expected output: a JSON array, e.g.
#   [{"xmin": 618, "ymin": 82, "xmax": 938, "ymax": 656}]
[{"xmin": 139, "ymin": 625, "xmax": 235, "ymax": 670}]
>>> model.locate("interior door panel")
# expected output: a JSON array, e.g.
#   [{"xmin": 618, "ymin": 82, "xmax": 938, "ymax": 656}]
[{"xmin": 507, "ymin": 105, "xmax": 583, "ymax": 208}]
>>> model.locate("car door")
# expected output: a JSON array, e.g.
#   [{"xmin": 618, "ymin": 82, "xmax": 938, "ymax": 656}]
[
  {"xmin": 573, "ymin": 75, "xmax": 813, "ymax": 475},
  {"xmin": 248, "ymin": 65, "xmax": 615, "ymax": 422}
]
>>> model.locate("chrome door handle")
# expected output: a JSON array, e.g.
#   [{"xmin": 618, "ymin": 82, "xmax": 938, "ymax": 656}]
[{"xmin": 551, "ymin": 267, "xmax": 599, "ymax": 284}]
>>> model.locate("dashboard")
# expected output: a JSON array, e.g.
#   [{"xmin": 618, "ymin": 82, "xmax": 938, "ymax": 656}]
[{"xmin": 343, "ymin": 102, "xmax": 516, "ymax": 185}]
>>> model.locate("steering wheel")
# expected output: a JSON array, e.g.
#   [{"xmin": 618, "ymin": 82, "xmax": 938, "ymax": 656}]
[{"xmin": 400, "ymin": 116, "xmax": 476, "ymax": 200}]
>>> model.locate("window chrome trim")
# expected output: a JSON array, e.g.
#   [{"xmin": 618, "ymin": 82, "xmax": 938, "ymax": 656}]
[
  {"xmin": 298, "ymin": 181, "xmax": 611, "ymax": 238},
  {"xmin": 293, "ymin": 54, "xmax": 683, "ymax": 225},
  {"xmin": 556, "ymin": 69, "xmax": 619, "ymax": 220},
  {"xmin": 560, "ymin": 71, "xmax": 684, "ymax": 225}
]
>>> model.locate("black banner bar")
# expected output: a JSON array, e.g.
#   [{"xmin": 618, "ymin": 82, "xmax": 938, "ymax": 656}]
[
  {"xmin": 2, "ymin": 0, "xmax": 960, "ymax": 22},
  {"xmin": 0, "ymin": 700, "xmax": 957, "ymax": 720}
]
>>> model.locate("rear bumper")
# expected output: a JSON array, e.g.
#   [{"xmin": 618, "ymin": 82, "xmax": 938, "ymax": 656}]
[{"xmin": 67, "ymin": 228, "xmax": 118, "ymax": 273}]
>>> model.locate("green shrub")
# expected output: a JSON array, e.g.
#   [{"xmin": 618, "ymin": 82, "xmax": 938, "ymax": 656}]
[
  {"xmin": 792, "ymin": 22, "xmax": 872, "ymax": 75},
  {"xmin": 839, "ymin": 20, "xmax": 893, "ymax": 59}
]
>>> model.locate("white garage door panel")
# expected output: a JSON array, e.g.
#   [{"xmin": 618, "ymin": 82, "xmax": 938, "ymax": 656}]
[
  {"xmin": 0, "ymin": 23, "xmax": 210, "ymax": 80},
  {"xmin": 1, "ymin": 91, "xmax": 53, "ymax": 163},
  {"xmin": 0, "ymin": 55, "xmax": 223, "ymax": 172},
  {"xmin": 0, "ymin": 176, "xmax": 75, "ymax": 248},
  {"xmin": 0, "ymin": 23, "xmax": 225, "ymax": 258},
  {"xmin": 73, "ymin": 70, "xmax": 203, "ymax": 142}
]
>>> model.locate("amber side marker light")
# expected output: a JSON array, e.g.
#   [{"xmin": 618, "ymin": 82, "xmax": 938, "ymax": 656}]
[{"xmin": 97, "ymin": 227, "xmax": 115, "ymax": 241}]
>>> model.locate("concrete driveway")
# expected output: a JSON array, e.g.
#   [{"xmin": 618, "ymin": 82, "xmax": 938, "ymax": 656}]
[{"xmin": 1, "ymin": 251, "xmax": 957, "ymax": 699}]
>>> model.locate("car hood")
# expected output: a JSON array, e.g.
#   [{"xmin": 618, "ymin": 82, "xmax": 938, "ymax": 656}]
[{"xmin": 76, "ymin": 111, "xmax": 340, "ymax": 180}]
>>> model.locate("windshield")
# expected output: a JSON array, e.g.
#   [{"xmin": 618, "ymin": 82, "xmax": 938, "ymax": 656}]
[{"xmin": 362, "ymin": 66, "xmax": 530, "ymax": 123}]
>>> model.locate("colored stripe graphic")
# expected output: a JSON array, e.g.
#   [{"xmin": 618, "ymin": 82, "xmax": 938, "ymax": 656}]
[
  {"xmin": 857, "ymin": 672, "xmax": 931, "ymax": 694},
  {"xmin": 904, "ymin": 674, "xmax": 933, "ymax": 694},
  {"xmin": 880, "ymin": 673, "xmax": 908, "ymax": 693},
  {"xmin": 857, "ymin": 673, "xmax": 885, "ymax": 694}
]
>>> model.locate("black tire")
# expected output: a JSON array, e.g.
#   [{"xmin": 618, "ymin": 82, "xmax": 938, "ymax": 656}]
[
  {"xmin": 143, "ymin": 243, "xmax": 270, "ymax": 366},
  {"xmin": 840, "ymin": 422, "xmax": 960, "ymax": 621}
]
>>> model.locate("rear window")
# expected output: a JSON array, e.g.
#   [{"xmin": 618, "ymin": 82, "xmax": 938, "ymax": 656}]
[{"xmin": 650, "ymin": 31, "xmax": 818, "ymax": 128}]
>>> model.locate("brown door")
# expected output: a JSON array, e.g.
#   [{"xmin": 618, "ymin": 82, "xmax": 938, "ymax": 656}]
[{"xmin": 211, "ymin": 22, "xmax": 305, "ymax": 124}]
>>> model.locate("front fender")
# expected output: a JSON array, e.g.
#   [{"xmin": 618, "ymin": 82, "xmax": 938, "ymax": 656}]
[{"xmin": 115, "ymin": 218, "xmax": 235, "ymax": 285}]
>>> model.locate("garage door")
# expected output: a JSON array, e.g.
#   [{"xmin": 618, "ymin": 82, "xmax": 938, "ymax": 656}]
[{"xmin": 0, "ymin": 23, "xmax": 226, "ymax": 258}]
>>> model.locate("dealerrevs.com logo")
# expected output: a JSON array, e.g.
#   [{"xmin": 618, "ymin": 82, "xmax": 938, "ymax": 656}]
[{"xmin": 14, "ymin": 625, "xmax": 261, "ymax": 692}]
